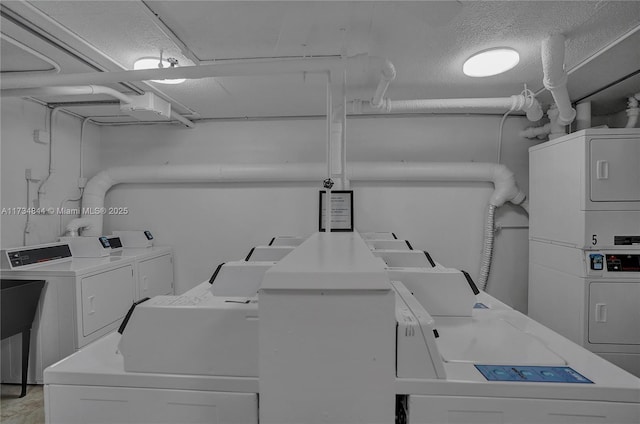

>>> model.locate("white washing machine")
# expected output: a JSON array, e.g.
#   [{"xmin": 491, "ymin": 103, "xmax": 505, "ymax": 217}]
[
  {"xmin": 110, "ymin": 245, "xmax": 174, "ymax": 300},
  {"xmin": 1, "ymin": 242, "xmax": 137, "ymax": 383}
]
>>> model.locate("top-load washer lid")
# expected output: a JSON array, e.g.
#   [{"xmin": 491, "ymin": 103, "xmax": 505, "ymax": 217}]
[{"xmin": 435, "ymin": 312, "xmax": 567, "ymax": 366}]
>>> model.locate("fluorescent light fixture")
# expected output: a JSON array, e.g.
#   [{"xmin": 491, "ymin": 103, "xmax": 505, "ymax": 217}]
[
  {"xmin": 133, "ymin": 58, "xmax": 186, "ymax": 84},
  {"xmin": 463, "ymin": 48, "xmax": 520, "ymax": 77}
]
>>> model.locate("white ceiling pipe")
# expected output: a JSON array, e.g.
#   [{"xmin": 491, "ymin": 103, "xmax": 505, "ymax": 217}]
[
  {"xmin": 2, "ymin": 85, "xmax": 133, "ymax": 103},
  {"xmin": 541, "ymin": 34, "xmax": 576, "ymax": 126},
  {"xmin": 0, "ymin": 54, "xmax": 382, "ymax": 90},
  {"xmin": 351, "ymin": 95, "xmax": 543, "ymax": 121},
  {"xmin": 2, "ymin": 85, "xmax": 195, "ymax": 128},
  {"xmin": 67, "ymin": 162, "xmax": 525, "ymax": 236}
]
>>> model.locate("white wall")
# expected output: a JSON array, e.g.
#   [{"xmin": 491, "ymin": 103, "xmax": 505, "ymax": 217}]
[
  {"xmin": 0, "ymin": 98, "xmax": 101, "ymax": 248},
  {"xmin": 100, "ymin": 115, "xmax": 537, "ymax": 311}
]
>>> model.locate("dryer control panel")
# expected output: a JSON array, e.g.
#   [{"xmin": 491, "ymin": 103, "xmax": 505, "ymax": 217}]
[
  {"xmin": 588, "ymin": 252, "xmax": 640, "ymax": 274},
  {"xmin": 606, "ymin": 254, "xmax": 640, "ymax": 272}
]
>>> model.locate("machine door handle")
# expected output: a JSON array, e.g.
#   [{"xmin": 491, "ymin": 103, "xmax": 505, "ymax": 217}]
[
  {"xmin": 88, "ymin": 295, "xmax": 96, "ymax": 315},
  {"xmin": 595, "ymin": 303, "xmax": 607, "ymax": 322},
  {"xmin": 142, "ymin": 276, "xmax": 148, "ymax": 292},
  {"xmin": 596, "ymin": 160, "xmax": 609, "ymax": 180}
]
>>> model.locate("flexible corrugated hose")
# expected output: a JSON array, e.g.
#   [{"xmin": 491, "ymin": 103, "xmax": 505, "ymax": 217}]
[{"xmin": 478, "ymin": 204, "xmax": 497, "ymax": 291}]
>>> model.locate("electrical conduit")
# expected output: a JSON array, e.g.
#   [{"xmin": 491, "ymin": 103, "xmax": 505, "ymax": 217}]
[{"xmin": 1, "ymin": 85, "xmax": 195, "ymax": 128}]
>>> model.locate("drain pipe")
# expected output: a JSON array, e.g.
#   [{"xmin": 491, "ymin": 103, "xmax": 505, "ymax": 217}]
[
  {"xmin": 625, "ymin": 95, "xmax": 639, "ymax": 128},
  {"xmin": 352, "ymin": 94, "xmax": 543, "ymax": 122},
  {"xmin": 519, "ymin": 124, "xmax": 551, "ymax": 140},
  {"xmin": 520, "ymin": 105, "xmax": 566, "ymax": 140},
  {"xmin": 541, "ymin": 33, "xmax": 576, "ymax": 127},
  {"xmin": 1, "ymin": 85, "xmax": 195, "ymax": 128},
  {"xmin": 522, "ymin": 33, "xmax": 577, "ymax": 139}
]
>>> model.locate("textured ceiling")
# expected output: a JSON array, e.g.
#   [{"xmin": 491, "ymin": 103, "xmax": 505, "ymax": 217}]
[{"xmin": 1, "ymin": 1, "xmax": 639, "ymax": 121}]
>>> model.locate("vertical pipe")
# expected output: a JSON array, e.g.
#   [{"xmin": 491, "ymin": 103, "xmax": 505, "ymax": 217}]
[
  {"xmin": 325, "ymin": 73, "xmax": 332, "ymax": 233},
  {"xmin": 575, "ymin": 102, "xmax": 591, "ymax": 130},
  {"xmin": 80, "ymin": 118, "xmax": 93, "ymax": 179},
  {"xmin": 38, "ymin": 106, "xmax": 64, "ymax": 201},
  {"xmin": 342, "ymin": 67, "xmax": 348, "ymax": 190}
]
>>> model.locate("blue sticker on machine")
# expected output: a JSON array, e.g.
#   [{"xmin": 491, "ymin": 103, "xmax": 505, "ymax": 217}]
[
  {"xmin": 473, "ymin": 302, "xmax": 489, "ymax": 309},
  {"xmin": 475, "ymin": 365, "xmax": 593, "ymax": 383}
]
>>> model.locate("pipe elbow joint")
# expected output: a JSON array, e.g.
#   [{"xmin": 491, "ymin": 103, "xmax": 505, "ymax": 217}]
[
  {"xmin": 510, "ymin": 190, "xmax": 527, "ymax": 205},
  {"xmin": 65, "ymin": 217, "xmax": 94, "ymax": 236},
  {"xmin": 490, "ymin": 188, "xmax": 522, "ymax": 207},
  {"xmin": 489, "ymin": 165, "xmax": 521, "ymax": 207},
  {"xmin": 556, "ymin": 107, "xmax": 577, "ymax": 126},
  {"xmin": 381, "ymin": 59, "xmax": 397, "ymax": 81},
  {"xmin": 369, "ymin": 97, "xmax": 390, "ymax": 112},
  {"xmin": 524, "ymin": 99, "xmax": 543, "ymax": 122}
]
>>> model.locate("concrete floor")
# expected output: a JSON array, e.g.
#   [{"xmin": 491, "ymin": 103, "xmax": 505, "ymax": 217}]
[{"xmin": 1, "ymin": 384, "xmax": 44, "ymax": 424}]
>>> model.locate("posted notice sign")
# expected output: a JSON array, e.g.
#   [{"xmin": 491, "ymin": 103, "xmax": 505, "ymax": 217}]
[{"xmin": 319, "ymin": 190, "xmax": 354, "ymax": 232}]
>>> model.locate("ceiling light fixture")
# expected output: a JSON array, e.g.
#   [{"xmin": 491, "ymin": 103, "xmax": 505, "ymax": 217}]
[
  {"xmin": 133, "ymin": 57, "xmax": 186, "ymax": 84},
  {"xmin": 463, "ymin": 48, "xmax": 520, "ymax": 77}
]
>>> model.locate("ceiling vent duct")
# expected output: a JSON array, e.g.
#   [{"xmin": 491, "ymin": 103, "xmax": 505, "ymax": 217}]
[{"xmin": 119, "ymin": 92, "xmax": 171, "ymax": 121}]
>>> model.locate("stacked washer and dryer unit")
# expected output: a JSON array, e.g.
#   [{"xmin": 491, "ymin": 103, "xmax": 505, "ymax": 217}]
[{"xmin": 529, "ymin": 128, "xmax": 640, "ymax": 377}]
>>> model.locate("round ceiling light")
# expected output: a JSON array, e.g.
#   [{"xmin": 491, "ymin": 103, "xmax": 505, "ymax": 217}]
[
  {"xmin": 133, "ymin": 58, "xmax": 186, "ymax": 84},
  {"xmin": 463, "ymin": 48, "xmax": 520, "ymax": 77}
]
